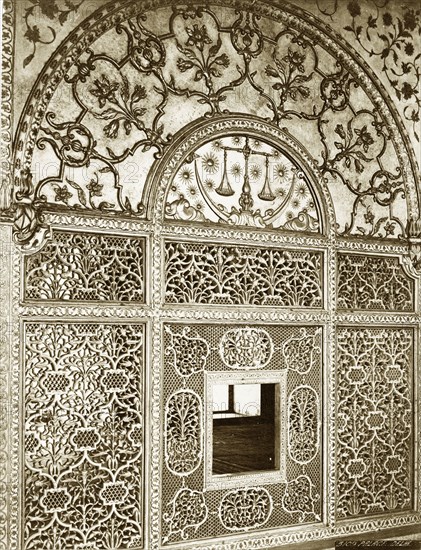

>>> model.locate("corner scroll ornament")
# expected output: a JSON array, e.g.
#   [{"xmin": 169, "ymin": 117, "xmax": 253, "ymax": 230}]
[
  {"xmin": 164, "ymin": 326, "xmax": 210, "ymax": 377},
  {"xmin": 407, "ymin": 217, "xmax": 421, "ymax": 275},
  {"xmin": 12, "ymin": 168, "xmax": 48, "ymax": 247},
  {"xmin": 282, "ymin": 328, "xmax": 322, "ymax": 375},
  {"xmin": 163, "ymin": 487, "xmax": 208, "ymax": 543},
  {"xmin": 282, "ymin": 475, "xmax": 321, "ymax": 522}
]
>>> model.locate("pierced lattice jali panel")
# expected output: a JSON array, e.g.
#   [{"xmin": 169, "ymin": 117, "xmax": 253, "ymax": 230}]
[
  {"xmin": 337, "ymin": 254, "xmax": 414, "ymax": 311},
  {"xmin": 23, "ymin": 323, "xmax": 144, "ymax": 549},
  {"xmin": 164, "ymin": 241, "xmax": 323, "ymax": 307},
  {"xmin": 24, "ymin": 231, "xmax": 145, "ymax": 302},
  {"xmin": 336, "ymin": 326, "xmax": 414, "ymax": 519},
  {"xmin": 162, "ymin": 323, "xmax": 323, "ymax": 545}
]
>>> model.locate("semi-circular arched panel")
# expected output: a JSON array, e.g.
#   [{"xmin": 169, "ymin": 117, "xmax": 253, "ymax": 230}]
[{"xmin": 11, "ymin": 0, "xmax": 420, "ymax": 245}]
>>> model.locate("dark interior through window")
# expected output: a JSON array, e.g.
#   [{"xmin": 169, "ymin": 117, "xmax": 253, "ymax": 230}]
[{"xmin": 212, "ymin": 383, "xmax": 278, "ymax": 475}]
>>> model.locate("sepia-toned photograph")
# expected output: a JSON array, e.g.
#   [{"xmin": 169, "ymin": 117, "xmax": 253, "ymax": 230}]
[{"xmin": 0, "ymin": 0, "xmax": 420, "ymax": 548}]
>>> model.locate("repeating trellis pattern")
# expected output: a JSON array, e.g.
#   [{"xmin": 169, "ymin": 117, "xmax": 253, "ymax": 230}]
[
  {"xmin": 336, "ymin": 327, "xmax": 413, "ymax": 519},
  {"xmin": 24, "ymin": 323, "xmax": 144, "ymax": 550}
]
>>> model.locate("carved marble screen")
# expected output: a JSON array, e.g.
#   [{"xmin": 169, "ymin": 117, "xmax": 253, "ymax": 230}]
[{"xmin": 0, "ymin": 1, "xmax": 420, "ymax": 550}]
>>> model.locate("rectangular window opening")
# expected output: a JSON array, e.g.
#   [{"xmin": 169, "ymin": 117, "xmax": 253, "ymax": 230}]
[{"xmin": 212, "ymin": 382, "xmax": 280, "ymax": 475}]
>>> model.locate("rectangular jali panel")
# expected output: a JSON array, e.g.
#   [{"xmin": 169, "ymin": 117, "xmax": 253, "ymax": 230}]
[
  {"xmin": 336, "ymin": 326, "xmax": 414, "ymax": 519},
  {"xmin": 164, "ymin": 241, "xmax": 323, "ymax": 307},
  {"xmin": 337, "ymin": 254, "xmax": 414, "ymax": 311},
  {"xmin": 162, "ymin": 323, "xmax": 323, "ymax": 545},
  {"xmin": 24, "ymin": 231, "xmax": 145, "ymax": 302},
  {"xmin": 23, "ymin": 322, "xmax": 144, "ymax": 549}
]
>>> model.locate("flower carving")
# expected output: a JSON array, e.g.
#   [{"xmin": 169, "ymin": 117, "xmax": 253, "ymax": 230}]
[
  {"xmin": 265, "ymin": 41, "xmax": 314, "ymax": 121},
  {"xmin": 331, "ymin": 122, "xmax": 375, "ymax": 173},
  {"xmin": 186, "ymin": 24, "xmax": 212, "ymax": 51},
  {"xmin": 54, "ymin": 185, "xmax": 72, "ymax": 204},
  {"xmin": 90, "ymin": 74, "xmax": 119, "ymax": 108},
  {"xmin": 88, "ymin": 73, "xmax": 148, "ymax": 139},
  {"xmin": 354, "ymin": 125, "xmax": 374, "ymax": 152}
]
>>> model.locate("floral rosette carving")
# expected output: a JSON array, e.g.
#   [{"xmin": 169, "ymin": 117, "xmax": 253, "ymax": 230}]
[{"xmin": 168, "ymin": 7, "xmax": 232, "ymax": 116}]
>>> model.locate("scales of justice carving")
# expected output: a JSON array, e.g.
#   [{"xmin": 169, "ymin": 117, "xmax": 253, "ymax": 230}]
[{"xmin": 165, "ymin": 135, "xmax": 320, "ymax": 231}]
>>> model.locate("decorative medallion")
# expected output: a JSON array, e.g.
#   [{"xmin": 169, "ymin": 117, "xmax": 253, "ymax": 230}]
[
  {"xmin": 165, "ymin": 390, "xmax": 203, "ymax": 476},
  {"xmin": 219, "ymin": 327, "xmax": 274, "ymax": 369},
  {"xmin": 218, "ymin": 487, "xmax": 273, "ymax": 531},
  {"xmin": 288, "ymin": 386, "xmax": 320, "ymax": 465}
]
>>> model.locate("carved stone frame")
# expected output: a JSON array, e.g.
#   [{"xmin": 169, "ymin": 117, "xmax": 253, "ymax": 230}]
[{"xmin": 205, "ymin": 370, "xmax": 288, "ymax": 490}]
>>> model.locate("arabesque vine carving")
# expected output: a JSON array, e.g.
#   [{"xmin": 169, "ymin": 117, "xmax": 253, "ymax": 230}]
[
  {"xmin": 336, "ymin": 327, "xmax": 413, "ymax": 518},
  {"xmin": 22, "ymin": 0, "xmax": 88, "ymax": 67},
  {"xmin": 165, "ymin": 241, "xmax": 323, "ymax": 307},
  {"xmin": 165, "ymin": 390, "xmax": 203, "ymax": 476},
  {"xmin": 12, "ymin": 2, "xmax": 417, "ymax": 243},
  {"xmin": 315, "ymin": 1, "xmax": 420, "ymax": 143},
  {"xmin": 24, "ymin": 322, "xmax": 144, "ymax": 549},
  {"xmin": 24, "ymin": 230, "xmax": 144, "ymax": 302},
  {"xmin": 337, "ymin": 253, "xmax": 414, "ymax": 311},
  {"xmin": 218, "ymin": 488, "xmax": 273, "ymax": 531}
]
